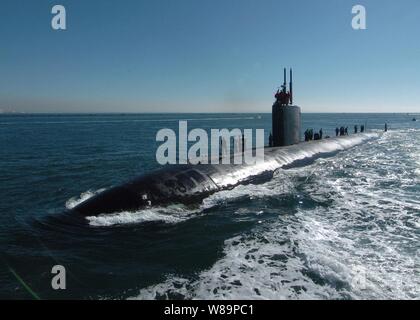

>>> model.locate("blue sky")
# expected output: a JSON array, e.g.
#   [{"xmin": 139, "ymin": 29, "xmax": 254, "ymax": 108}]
[{"xmin": 0, "ymin": 0, "xmax": 419, "ymax": 113}]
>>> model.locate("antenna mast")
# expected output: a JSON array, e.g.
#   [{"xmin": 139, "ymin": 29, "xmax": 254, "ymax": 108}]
[
  {"xmin": 289, "ymin": 68, "xmax": 293, "ymax": 105},
  {"xmin": 283, "ymin": 68, "xmax": 287, "ymax": 93}
]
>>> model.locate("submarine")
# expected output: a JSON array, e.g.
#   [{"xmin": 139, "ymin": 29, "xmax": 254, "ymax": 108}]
[{"xmin": 70, "ymin": 68, "xmax": 381, "ymax": 217}]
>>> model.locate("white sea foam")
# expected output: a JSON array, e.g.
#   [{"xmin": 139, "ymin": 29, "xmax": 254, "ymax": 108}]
[
  {"xmin": 65, "ymin": 189, "xmax": 106, "ymax": 209},
  {"xmin": 130, "ymin": 129, "xmax": 420, "ymax": 300},
  {"xmin": 200, "ymin": 170, "xmax": 295, "ymax": 210},
  {"xmin": 86, "ymin": 205, "xmax": 199, "ymax": 227}
]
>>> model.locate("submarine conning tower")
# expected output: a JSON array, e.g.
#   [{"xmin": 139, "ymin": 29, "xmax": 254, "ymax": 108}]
[{"xmin": 272, "ymin": 68, "xmax": 301, "ymax": 147}]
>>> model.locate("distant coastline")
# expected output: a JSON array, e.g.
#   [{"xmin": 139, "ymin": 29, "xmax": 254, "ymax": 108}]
[{"xmin": 0, "ymin": 109, "xmax": 26, "ymax": 115}]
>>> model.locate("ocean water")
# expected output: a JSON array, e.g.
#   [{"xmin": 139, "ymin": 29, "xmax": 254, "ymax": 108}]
[{"xmin": 0, "ymin": 113, "xmax": 418, "ymax": 300}]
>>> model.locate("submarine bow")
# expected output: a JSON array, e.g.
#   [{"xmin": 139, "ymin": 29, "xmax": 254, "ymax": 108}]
[{"xmin": 70, "ymin": 132, "xmax": 380, "ymax": 217}]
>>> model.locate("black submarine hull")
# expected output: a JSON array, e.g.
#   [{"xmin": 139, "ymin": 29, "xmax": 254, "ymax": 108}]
[{"xmin": 70, "ymin": 132, "xmax": 381, "ymax": 217}]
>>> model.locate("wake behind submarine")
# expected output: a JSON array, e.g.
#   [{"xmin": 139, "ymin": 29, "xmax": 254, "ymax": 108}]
[{"xmin": 70, "ymin": 69, "xmax": 381, "ymax": 217}]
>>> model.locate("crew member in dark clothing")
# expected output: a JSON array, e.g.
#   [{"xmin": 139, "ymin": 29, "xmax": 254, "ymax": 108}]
[
  {"xmin": 335, "ymin": 127, "xmax": 339, "ymax": 136},
  {"xmin": 319, "ymin": 128, "xmax": 323, "ymax": 139},
  {"xmin": 354, "ymin": 125, "xmax": 358, "ymax": 134},
  {"xmin": 345, "ymin": 127, "xmax": 348, "ymax": 135},
  {"xmin": 361, "ymin": 125, "xmax": 365, "ymax": 133},
  {"xmin": 340, "ymin": 127, "xmax": 344, "ymax": 136},
  {"xmin": 385, "ymin": 123, "xmax": 388, "ymax": 132},
  {"xmin": 304, "ymin": 129, "xmax": 310, "ymax": 142}
]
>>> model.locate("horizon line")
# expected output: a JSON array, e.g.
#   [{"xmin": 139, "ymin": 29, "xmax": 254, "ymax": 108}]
[{"xmin": 1, "ymin": 111, "xmax": 419, "ymax": 115}]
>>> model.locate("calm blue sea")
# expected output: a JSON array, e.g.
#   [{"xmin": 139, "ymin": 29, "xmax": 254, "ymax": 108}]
[{"xmin": 0, "ymin": 113, "xmax": 418, "ymax": 299}]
